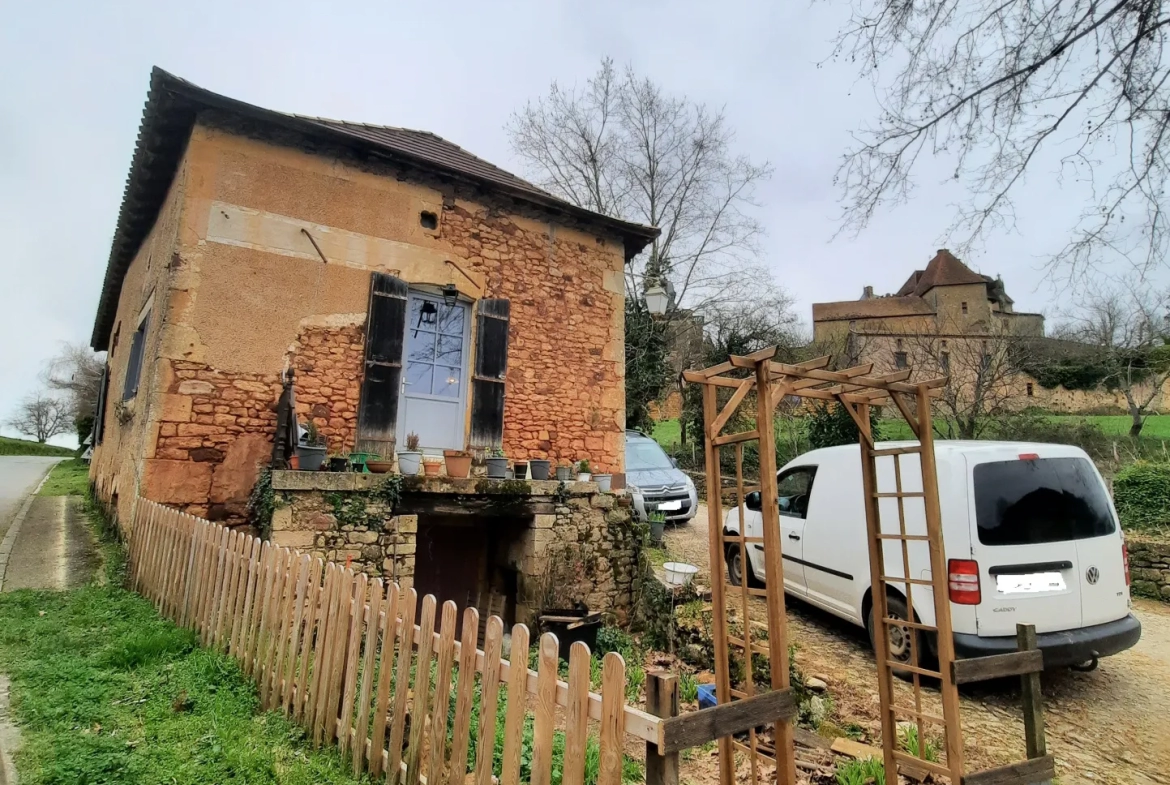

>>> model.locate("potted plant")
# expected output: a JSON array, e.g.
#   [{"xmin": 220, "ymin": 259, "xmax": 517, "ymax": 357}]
[
  {"xmin": 529, "ymin": 458, "xmax": 551, "ymax": 480},
  {"xmin": 297, "ymin": 421, "xmax": 327, "ymax": 471},
  {"xmin": 593, "ymin": 471, "xmax": 612, "ymax": 492},
  {"xmin": 486, "ymin": 448, "xmax": 509, "ymax": 479},
  {"xmin": 648, "ymin": 510, "xmax": 667, "ymax": 545},
  {"xmin": 367, "ymin": 454, "xmax": 394, "ymax": 473},
  {"xmin": 327, "ymin": 454, "xmax": 349, "ymax": 472},
  {"xmin": 422, "ymin": 456, "xmax": 443, "ymax": 477},
  {"xmin": 555, "ymin": 463, "xmax": 573, "ymax": 482},
  {"xmin": 514, "ymin": 460, "xmax": 528, "ymax": 480},
  {"xmin": 444, "ymin": 449, "xmax": 472, "ymax": 478},
  {"xmin": 397, "ymin": 433, "xmax": 423, "ymax": 476},
  {"xmin": 576, "ymin": 459, "xmax": 592, "ymax": 482}
]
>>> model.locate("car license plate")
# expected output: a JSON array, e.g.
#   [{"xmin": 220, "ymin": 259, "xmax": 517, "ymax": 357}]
[
  {"xmin": 996, "ymin": 572, "xmax": 1066, "ymax": 594},
  {"xmin": 656, "ymin": 500, "xmax": 683, "ymax": 511}
]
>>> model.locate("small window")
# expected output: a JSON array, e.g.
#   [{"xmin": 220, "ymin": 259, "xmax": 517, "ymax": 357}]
[
  {"xmin": 776, "ymin": 467, "xmax": 817, "ymax": 519},
  {"xmin": 940, "ymin": 339, "xmax": 948, "ymax": 350},
  {"xmin": 895, "ymin": 338, "xmax": 904, "ymax": 351},
  {"xmin": 895, "ymin": 352, "xmax": 908, "ymax": 369},
  {"xmin": 419, "ymin": 211, "xmax": 438, "ymax": 231},
  {"xmin": 974, "ymin": 458, "xmax": 1115, "ymax": 545},
  {"xmin": 940, "ymin": 352, "xmax": 950, "ymax": 372},
  {"xmin": 122, "ymin": 309, "xmax": 151, "ymax": 400},
  {"xmin": 1026, "ymin": 382, "xmax": 1034, "ymax": 397},
  {"xmin": 961, "ymin": 301, "xmax": 969, "ymax": 314}
]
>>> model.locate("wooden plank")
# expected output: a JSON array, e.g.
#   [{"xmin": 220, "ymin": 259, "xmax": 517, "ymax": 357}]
[
  {"xmin": 444, "ymin": 605, "xmax": 479, "ymax": 785},
  {"xmin": 292, "ymin": 558, "xmax": 324, "ymax": 720},
  {"xmin": 353, "ymin": 578, "xmax": 384, "ymax": 775},
  {"xmin": 338, "ymin": 572, "xmax": 369, "ymax": 757},
  {"xmin": 473, "ymin": 616, "xmax": 506, "ymax": 785},
  {"xmin": 324, "ymin": 569, "xmax": 357, "ymax": 748},
  {"xmin": 203, "ymin": 525, "xmax": 229, "ymax": 644},
  {"xmin": 426, "ymin": 601, "xmax": 459, "ymax": 785},
  {"xmin": 830, "ymin": 737, "xmax": 883, "ymax": 759},
  {"xmin": 213, "ymin": 531, "xmax": 240, "ymax": 650},
  {"xmin": 231, "ymin": 537, "xmax": 261, "ymax": 660},
  {"xmin": 529, "ymin": 632, "xmax": 559, "ymax": 785},
  {"xmin": 728, "ymin": 346, "xmax": 779, "ymax": 367},
  {"xmin": 387, "ymin": 588, "xmax": 419, "ymax": 784},
  {"xmin": 176, "ymin": 517, "xmax": 200, "ymax": 624},
  {"xmin": 711, "ymin": 429, "xmax": 759, "ymax": 447},
  {"xmin": 596, "ymin": 653, "xmax": 626, "ymax": 785},
  {"xmin": 660, "ymin": 689, "xmax": 796, "ymax": 754},
  {"xmin": 961, "ymin": 755, "xmax": 1055, "ymax": 785},
  {"xmin": 645, "ymin": 672, "xmax": 679, "ymax": 785},
  {"xmin": 709, "ymin": 379, "xmax": 755, "ymax": 437},
  {"xmin": 404, "ymin": 594, "xmax": 437, "ymax": 785},
  {"xmin": 243, "ymin": 542, "xmax": 273, "ymax": 676},
  {"xmin": 369, "ymin": 582, "xmax": 399, "ymax": 779},
  {"xmin": 260, "ymin": 548, "xmax": 291, "ymax": 707},
  {"xmin": 562, "ymin": 641, "xmax": 591, "ymax": 785},
  {"xmin": 499, "ymin": 624, "xmax": 530, "ymax": 785},
  {"xmin": 1017, "ymin": 624, "xmax": 1047, "ymax": 759},
  {"xmin": 277, "ymin": 554, "xmax": 310, "ymax": 711},
  {"xmin": 951, "ymin": 650, "xmax": 1044, "ymax": 685},
  {"xmin": 310, "ymin": 563, "xmax": 341, "ymax": 745}
]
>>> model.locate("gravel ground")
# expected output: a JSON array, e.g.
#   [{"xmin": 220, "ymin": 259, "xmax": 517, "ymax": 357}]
[{"xmin": 662, "ymin": 506, "xmax": 1170, "ymax": 785}]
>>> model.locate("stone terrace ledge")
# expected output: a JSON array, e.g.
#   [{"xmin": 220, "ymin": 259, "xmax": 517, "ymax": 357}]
[{"xmin": 270, "ymin": 471, "xmax": 621, "ymax": 517}]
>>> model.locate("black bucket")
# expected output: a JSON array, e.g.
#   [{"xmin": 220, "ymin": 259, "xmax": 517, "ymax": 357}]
[{"xmin": 539, "ymin": 609, "xmax": 602, "ymax": 661}]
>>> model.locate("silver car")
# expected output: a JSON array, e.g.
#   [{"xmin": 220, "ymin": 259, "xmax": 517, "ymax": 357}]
[{"xmin": 625, "ymin": 430, "xmax": 698, "ymax": 524}]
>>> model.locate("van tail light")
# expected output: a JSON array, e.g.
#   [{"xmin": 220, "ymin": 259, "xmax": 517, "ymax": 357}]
[
  {"xmin": 1122, "ymin": 540, "xmax": 1131, "ymax": 586},
  {"xmin": 948, "ymin": 559, "xmax": 982, "ymax": 605}
]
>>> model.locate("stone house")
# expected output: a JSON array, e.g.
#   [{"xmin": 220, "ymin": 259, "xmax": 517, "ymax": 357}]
[
  {"xmin": 810, "ymin": 249, "xmax": 1169, "ymax": 414},
  {"xmin": 87, "ymin": 68, "xmax": 657, "ymax": 625}
]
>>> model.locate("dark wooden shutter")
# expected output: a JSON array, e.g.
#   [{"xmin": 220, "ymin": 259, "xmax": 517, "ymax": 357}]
[
  {"xmin": 122, "ymin": 312, "xmax": 149, "ymax": 400},
  {"xmin": 356, "ymin": 272, "xmax": 409, "ymax": 455},
  {"xmin": 469, "ymin": 299, "xmax": 510, "ymax": 450},
  {"xmin": 94, "ymin": 364, "xmax": 109, "ymax": 445}
]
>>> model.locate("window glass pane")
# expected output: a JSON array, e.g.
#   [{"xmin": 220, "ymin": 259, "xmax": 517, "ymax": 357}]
[
  {"xmin": 405, "ymin": 363, "xmax": 433, "ymax": 393},
  {"xmin": 433, "ymin": 366, "xmax": 461, "ymax": 398},
  {"xmin": 777, "ymin": 468, "xmax": 816, "ymax": 518},
  {"xmin": 407, "ymin": 329, "xmax": 436, "ymax": 364},
  {"xmin": 437, "ymin": 303, "xmax": 465, "ymax": 336},
  {"xmin": 625, "ymin": 436, "xmax": 674, "ymax": 470},
  {"xmin": 436, "ymin": 334, "xmax": 462, "ymax": 367},
  {"xmin": 974, "ymin": 458, "xmax": 1115, "ymax": 545},
  {"xmin": 409, "ymin": 298, "xmax": 439, "ymax": 334}
]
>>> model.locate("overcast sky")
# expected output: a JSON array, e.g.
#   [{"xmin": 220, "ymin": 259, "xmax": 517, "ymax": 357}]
[{"xmin": 1, "ymin": 0, "xmax": 1149, "ymax": 446}]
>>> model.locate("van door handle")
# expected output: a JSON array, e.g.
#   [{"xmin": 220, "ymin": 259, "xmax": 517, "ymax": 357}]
[{"xmin": 787, "ymin": 533, "xmax": 801, "ymax": 541}]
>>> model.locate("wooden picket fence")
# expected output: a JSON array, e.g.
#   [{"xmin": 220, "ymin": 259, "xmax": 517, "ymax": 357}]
[{"xmin": 127, "ymin": 499, "xmax": 671, "ymax": 785}]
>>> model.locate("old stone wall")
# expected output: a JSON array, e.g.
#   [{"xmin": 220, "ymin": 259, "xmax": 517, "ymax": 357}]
[
  {"xmin": 268, "ymin": 473, "xmax": 644, "ymax": 626},
  {"xmin": 1127, "ymin": 535, "xmax": 1170, "ymax": 602}
]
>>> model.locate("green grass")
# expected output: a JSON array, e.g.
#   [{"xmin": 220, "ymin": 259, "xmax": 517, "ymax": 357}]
[
  {"xmin": 37, "ymin": 458, "xmax": 90, "ymax": 497},
  {"xmin": 651, "ymin": 419, "xmax": 682, "ymax": 446},
  {"xmin": 0, "ymin": 435, "xmax": 73, "ymax": 457},
  {"xmin": 0, "ymin": 586, "xmax": 373, "ymax": 785}
]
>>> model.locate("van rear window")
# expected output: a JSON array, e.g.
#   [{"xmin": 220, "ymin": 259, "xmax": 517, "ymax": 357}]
[{"xmin": 973, "ymin": 457, "xmax": 1115, "ymax": 546}]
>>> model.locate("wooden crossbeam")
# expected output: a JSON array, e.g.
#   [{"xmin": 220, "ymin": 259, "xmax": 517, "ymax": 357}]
[
  {"xmin": 836, "ymin": 397, "xmax": 873, "ymax": 448},
  {"xmin": 709, "ymin": 379, "xmax": 755, "ymax": 437},
  {"xmin": 821, "ymin": 368, "xmax": 911, "ymax": 396},
  {"xmin": 727, "ymin": 346, "xmax": 780, "ymax": 368},
  {"xmin": 960, "ymin": 755, "xmax": 1055, "ymax": 785},
  {"xmin": 659, "ymin": 689, "xmax": 796, "ymax": 753},
  {"xmin": 888, "ymin": 391, "xmax": 920, "ymax": 437},
  {"xmin": 951, "ymin": 651, "xmax": 1044, "ymax": 685},
  {"xmin": 768, "ymin": 355, "xmax": 832, "ymax": 376}
]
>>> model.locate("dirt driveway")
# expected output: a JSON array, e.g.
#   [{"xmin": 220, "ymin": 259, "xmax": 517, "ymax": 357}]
[{"xmin": 663, "ymin": 508, "xmax": 1170, "ymax": 784}]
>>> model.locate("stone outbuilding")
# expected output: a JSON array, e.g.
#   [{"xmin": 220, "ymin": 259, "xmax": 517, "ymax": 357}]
[{"xmin": 87, "ymin": 68, "xmax": 658, "ymax": 626}]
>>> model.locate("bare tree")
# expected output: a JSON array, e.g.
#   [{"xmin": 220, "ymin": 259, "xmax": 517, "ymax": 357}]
[
  {"xmin": 885, "ymin": 321, "xmax": 1030, "ymax": 439},
  {"xmin": 43, "ymin": 343, "xmax": 105, "ymax": 420},
  {"xmin": 508, "ymin": 59, "xmax": 775, "ymax": 316},
  {"xmin": 7, "ymin": 392, "xmax": 71, "ymax": 443},
  {"xmin": 830, "ymin": 0, "xmax": 1170, "ymax": 281},
  {"xmin": 1056, "ymin": 288, "xmax": 1170, "ymax": 435}
]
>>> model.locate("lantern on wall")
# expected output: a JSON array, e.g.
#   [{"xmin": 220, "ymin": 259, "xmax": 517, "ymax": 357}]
[
  {"xmin": 441, "ymin": 283, "xmax": 459, "ymax": 307},
  {"xmin": 644, "ymin": 284, "xmax": 669, "ymax": 316}
]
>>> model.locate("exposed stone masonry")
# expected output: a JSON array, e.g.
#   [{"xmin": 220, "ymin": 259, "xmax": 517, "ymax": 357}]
[{"xmin": 1128, "ymin": 535, "xmax": 1170, "ymax": 602}]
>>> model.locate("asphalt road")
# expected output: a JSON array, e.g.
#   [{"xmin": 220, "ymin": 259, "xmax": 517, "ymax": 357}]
[{"xmin": 0, "ymin": 457, "xmax": 59, "ymax": 543}]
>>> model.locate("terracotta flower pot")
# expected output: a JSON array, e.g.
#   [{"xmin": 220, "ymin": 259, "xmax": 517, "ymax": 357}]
[
  {"xmin": 422, "ymin": 460, "xmax": 442, "ymax": 477},
  {"xmin": 444, "ymin": 450, "xmax": 472, "ymax": 478},
  {"xmin": 366, "ymin": 460, "xmax": 393, "ymax": 474}
]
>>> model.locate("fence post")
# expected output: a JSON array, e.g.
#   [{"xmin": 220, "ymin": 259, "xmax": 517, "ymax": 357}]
[
  {"xmin": 1016, "ymin": 623, "xmax": 1047, "ymax": 759},
  {"xmin": 646, "ymin": 671, "xmax": 679, "ymax": 785}
]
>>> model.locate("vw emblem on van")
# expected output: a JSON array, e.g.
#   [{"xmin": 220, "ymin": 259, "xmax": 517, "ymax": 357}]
[{"xmin": 1085, "ymin": 566, "xmax": 1100, "ymax": 585}]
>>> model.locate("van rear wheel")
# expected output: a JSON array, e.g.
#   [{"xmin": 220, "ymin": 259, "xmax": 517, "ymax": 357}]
[
  {"xmin": 867, "ymin": 595, "xmax": 935, "ymax": 681},
  {"xmin": 726, "ymin": 544, "xmax": 762, "ymax": 588}
]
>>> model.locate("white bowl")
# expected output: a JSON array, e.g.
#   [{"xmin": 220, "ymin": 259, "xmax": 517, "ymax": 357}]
[{"xmin": 663, "ymin": 561, "xmax": 699, "ymax": 586}]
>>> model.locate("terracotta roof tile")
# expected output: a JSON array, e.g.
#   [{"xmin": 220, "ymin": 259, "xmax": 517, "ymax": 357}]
[{"xmin": 812, "ymin": 296, "xmax": 935, "ymax": 321}]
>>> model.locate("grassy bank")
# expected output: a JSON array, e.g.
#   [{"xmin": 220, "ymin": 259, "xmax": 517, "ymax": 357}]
[
  {"xmin": 37, "ymin": 459, "xmax": 89, "ymax": 497},
  {"xmin": 0, "ymin": 484, "xmax": 372, "ymax": 784},
  {"xmin": 0, "ymin": 436, "xmax": 73, "ymax": 457}
]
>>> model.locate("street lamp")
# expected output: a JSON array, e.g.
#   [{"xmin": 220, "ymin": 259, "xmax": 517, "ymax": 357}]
[
  {"xmin": 441, "ymin": 283, "xmax": 459, "ymax": 307},
  {"xmin": 644, "ymin": 284, "xmax": 669, "ymax": 317}
]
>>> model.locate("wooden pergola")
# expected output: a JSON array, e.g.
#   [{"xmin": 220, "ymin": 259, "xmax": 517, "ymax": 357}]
[{"xmin": 681, "ymin": 347, "xmax": 1055, "ymax": 785}]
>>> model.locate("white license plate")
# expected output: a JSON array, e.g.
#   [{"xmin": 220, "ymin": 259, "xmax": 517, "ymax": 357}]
[
  {"xmin": 996, "ymin": 572, "xmax": 1066, "ymax": 594},
  {"xmin": 656, "ymin": 500, "xmax": 683, "ymax": 511}
]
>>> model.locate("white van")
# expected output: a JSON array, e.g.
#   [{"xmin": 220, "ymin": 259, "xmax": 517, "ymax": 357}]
[{"xmin": 723, "ymin": 441, "xmax": 1141, "ymax": 670}]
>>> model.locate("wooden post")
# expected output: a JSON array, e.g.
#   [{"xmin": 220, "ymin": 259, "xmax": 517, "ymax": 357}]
[
  {"xmin": 645, "ymin": 672, "xmax": 679, "ymax": 785},
  {"xmin": 1016, "ymin": 624, "xmax": 1047, "ymax": 760},
  {"xmin": 701, "ymin": 383, "xmax": 735, "ymax": 785},
  {"xmin": 753, "ymin": 360, "xmax": 797, "ymax": 785}
]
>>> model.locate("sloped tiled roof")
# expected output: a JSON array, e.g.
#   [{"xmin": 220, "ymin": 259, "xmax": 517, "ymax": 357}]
[
  {"xmin": 812, "ymin": 296, "xmax": 935, "ymax": 322},
  {"xmin": 90, "ymin": 68, "xmax": 659, "ymax": 350},
  {"xmin": 897, "ymin": 249, "xmax": 988, "ymax": 297}
]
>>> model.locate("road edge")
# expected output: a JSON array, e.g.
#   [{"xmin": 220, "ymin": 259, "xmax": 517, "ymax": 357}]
[{"xmin": 0, "ymin": 464, "xmax": 57, "ymax": 591}]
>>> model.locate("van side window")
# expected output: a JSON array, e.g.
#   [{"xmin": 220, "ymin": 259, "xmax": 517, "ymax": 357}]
[{"xmin": 776, "ymin": 467, "xmax": 817, "ymax": 519}]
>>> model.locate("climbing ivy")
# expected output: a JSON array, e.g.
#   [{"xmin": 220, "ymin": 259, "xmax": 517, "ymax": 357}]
[
  {"xmin": 323, "ymin": 475, "xmax": 404, "ymax": 532},
  {"xmin": 246, "ymin": 468, "xmax": 281, "ymax": 540}
]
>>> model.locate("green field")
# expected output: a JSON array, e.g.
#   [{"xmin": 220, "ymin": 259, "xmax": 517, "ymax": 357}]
[
  {"xmin": 0, "ymin": 435, "xmax": 74, "ymax": 457},
  {"xmin": 38, "ymin": 458, "xmax": 90, "ymax": 496}
]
